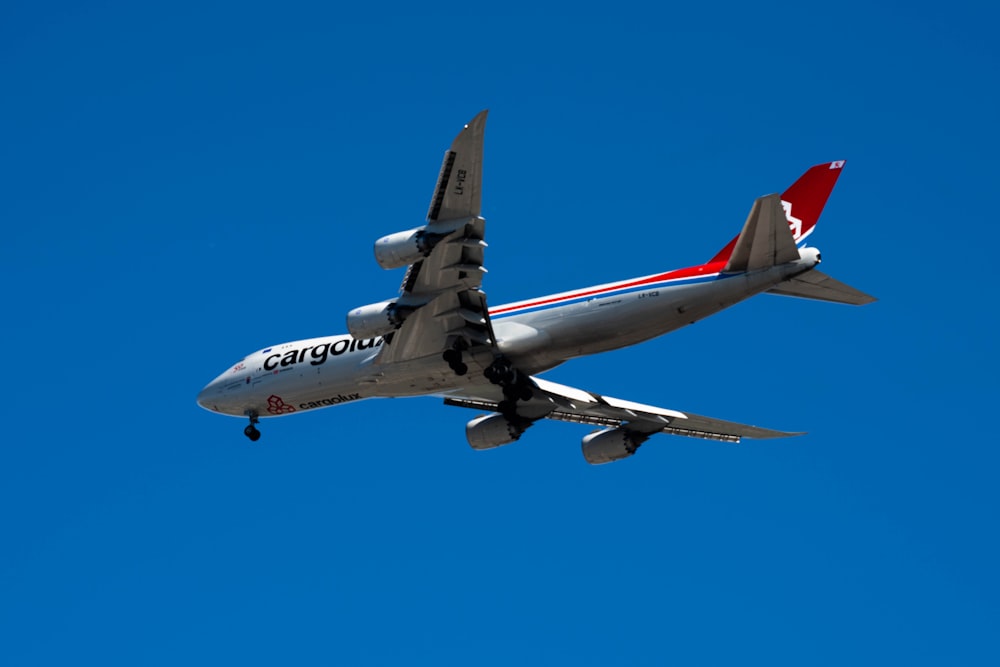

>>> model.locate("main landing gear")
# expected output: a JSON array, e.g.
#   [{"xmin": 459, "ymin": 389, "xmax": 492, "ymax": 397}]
[
  {"xmin": 484, "ymin": 356, "xmax": 534, "ymax": 415},
  {"xmin": 244, "ymin": 411, "xmax": 261, "ymax": 442},
  {"xmin": 443, "ymin": 346, "xmax": 468, "ymax": 376}
]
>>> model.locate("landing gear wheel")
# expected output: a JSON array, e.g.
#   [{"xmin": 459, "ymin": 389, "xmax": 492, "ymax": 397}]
[
  {"xmin": 444, "ymin": 346, "xmax": 469, "ymax": 377},
  {"xmin": 491, "ymin": 355, "xmax": 535, "ymax": 408},
  {"xmin": 244, "ymin": 411, "xmax": 261, "ymax": 442},
  {"xmin": 484, "ymin": 358, "xmax": 513, "ymax": 385}
]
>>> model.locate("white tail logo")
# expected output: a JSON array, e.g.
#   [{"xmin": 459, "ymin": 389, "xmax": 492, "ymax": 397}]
[{"xmin": 782, "ymin": 200, "xmax": 803, "ymax": 241}]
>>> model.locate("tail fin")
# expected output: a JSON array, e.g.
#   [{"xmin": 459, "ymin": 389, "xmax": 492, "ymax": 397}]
[
  {"xmin": 710, "ymin": 161, "xmax": 846, "ymax": 264},
  {"xmin": 722, "ymin": 194, "xmax": 801, "ymax": 273}
]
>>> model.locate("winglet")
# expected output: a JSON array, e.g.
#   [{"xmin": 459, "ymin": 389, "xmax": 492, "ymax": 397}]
[{"xmin": 710, "ymin": 161, "xmax": 846, "ymax": 264}]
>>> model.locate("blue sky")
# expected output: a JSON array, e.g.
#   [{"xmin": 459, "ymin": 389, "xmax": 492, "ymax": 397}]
[{"xmin": 2, "ymin": 1, "xmax": 998, "ymax": 664}]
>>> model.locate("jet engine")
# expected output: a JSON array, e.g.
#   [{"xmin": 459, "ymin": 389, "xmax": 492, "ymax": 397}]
[
  {"xmin": 581, "ymin": 428, "xmax": 649, "ymax": 465},
  {"xmin": 374, "ymin": 228, "xmax": 447, "ymax": 270},
  {"xmin": 466, "ymin": 413, "xmax": 529, "ymax": 450},
  {"xmin": 346, "ymin": 300, "xmax": 408, "ymax": 339}
]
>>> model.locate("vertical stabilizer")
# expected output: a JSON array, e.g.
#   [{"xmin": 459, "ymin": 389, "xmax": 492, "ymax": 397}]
[
  {"xmin": 711, "ymin": 161, "xmax": 846, "ymax": 264},
  {"xmin": 723, "ymin": 194, "xmax": 801, "ymax": 273}
]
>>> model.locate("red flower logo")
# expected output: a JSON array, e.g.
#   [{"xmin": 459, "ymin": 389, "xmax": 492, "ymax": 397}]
[{"xmin": 266, "ymin": 395, "xmax": 296, "ymax": 415}]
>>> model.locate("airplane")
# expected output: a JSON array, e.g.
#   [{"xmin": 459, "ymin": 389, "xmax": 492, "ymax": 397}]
[{"xmin": 197, "ymin": 110, "xmax": 875, "ymax": 464}]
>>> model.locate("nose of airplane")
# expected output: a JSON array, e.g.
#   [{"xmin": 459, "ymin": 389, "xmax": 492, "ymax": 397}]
[
  {"xmin": 198, "ymin": 362, "xmax": 250, "ymax": 415},
  {"xmin": 197, "ymin": 368, "xmax": 248, "ymax": 415},
  {"xmin": 196, "ymin": 382, "xmax": 214, "ymax": 411},
  {"xmin": 197, "ymin": 375, "xmax": 228, "ymax": 413}
]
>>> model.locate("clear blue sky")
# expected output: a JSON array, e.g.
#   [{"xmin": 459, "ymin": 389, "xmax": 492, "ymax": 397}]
[{"xmin": 3, "ymin": 1, "xmax": 998, "ymax": 664}]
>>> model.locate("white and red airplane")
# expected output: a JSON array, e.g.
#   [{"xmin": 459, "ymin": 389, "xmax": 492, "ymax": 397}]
[{"xmin": 197, "ymin": 111, "xmax": 874, "ymax": 464}]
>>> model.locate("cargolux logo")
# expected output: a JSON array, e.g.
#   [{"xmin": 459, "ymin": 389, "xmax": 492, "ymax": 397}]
[
  {"xmin": 782, "ymin": 200, "xmax": 804, "ymax": 241},
  {"xmin": 263, "ymin": 337, "xmax": 381, "ymax": 372},
  {"xmin": 266, "ymin": 395, "xmax": 296, "ymax": 415},
  {"xmin": 299, "ymin": 393, "xmax": 362, "ymax": 409}
]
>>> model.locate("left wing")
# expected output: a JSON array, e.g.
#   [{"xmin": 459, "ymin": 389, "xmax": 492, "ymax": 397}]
[
  {"xmin": 445, "ymin": 375, "xmax": 801, "ymax": 443},
  {"xmin": 374, "ymin": 110, "xmax": 496, "ymax": 365}
]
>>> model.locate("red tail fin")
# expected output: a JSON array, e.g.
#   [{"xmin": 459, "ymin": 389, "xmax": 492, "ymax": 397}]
[{"xmin": 709, "ymin": 161, "xmax": 846, "ymax": 264}]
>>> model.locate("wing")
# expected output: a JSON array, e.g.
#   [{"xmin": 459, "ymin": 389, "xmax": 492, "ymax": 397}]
[
  {"xmin": 375, "ymin": 110, "xmax": 497, "ymax": 365},
  {"xmin": 444, "ymin": 375, "xmax": 801, "ymax": 443}
]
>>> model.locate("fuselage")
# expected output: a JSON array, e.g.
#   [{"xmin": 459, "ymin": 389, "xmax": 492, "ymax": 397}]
[{"xmin": 196, "ymin": 250, "xmax": 820, "ymax": 418}]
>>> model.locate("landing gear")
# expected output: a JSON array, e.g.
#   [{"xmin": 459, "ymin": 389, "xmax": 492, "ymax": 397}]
[
  {"xmin": 486, "ymin": 356, "xmax": 534, "ymax": 406},
  {"xmin": 504, "ymin": 383, "xmax": 534, "ymax": 402},
  {"xmin": 483, "ymin": 356, "xmax": 513, "ymax": 385},
  {"xmin": 244, "ymin": 412, "xmax": 261, "ymax": 442},
  {"xmin": 442, "ymin": 347, "xmax": 468, "ymax": 376}
]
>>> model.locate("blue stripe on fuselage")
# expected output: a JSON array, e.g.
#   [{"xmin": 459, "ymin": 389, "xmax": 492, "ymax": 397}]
[{"xmin": 490, "ymin": 272, "xmax": 734, "ymax": 319}]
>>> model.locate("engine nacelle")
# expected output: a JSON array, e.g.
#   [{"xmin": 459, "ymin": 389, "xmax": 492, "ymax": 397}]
[
  {"xmin": 374, "ymin": 228, "xmax": 446, "ymax": 270},
  {"xmin": 581, "ymin": 428, "xmax": 647, "ymax": 465},
  {"xmin": 346, "ymin": 300, "xmax": 405, "ymax": 339},
  {"xmin": 466, "ymin": 413, "xmax": 528, "ymax": 451}
]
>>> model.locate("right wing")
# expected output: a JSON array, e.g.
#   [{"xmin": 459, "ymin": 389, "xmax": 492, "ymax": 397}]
[{"xmin": 445, "ymin": 375, "xmax": 801, "ymax": 443}]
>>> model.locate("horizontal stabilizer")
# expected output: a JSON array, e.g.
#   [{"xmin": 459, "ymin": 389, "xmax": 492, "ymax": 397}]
[
  {"xmin": 723, "ymin": 194, "xmax": 801, "ymax": 273},
  {"xmin": 768, "ymin": 270, "xmax": 876, "ymax": 305}
]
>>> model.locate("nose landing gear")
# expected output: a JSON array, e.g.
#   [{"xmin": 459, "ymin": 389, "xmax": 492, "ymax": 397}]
[{"xmin": 244, "ymin": 411, "xmax": 261, "ymax": 442}]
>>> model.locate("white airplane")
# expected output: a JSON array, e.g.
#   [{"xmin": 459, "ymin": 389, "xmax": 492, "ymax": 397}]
[{"xmin": 197, "ymin": 111, "xmax": 874, "ymax": 464}]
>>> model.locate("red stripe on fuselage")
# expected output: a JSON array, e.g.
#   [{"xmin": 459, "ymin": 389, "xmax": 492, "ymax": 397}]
[{"xmin": 489, "ymin": 261, "xmax": 728, "ymax": 316}]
